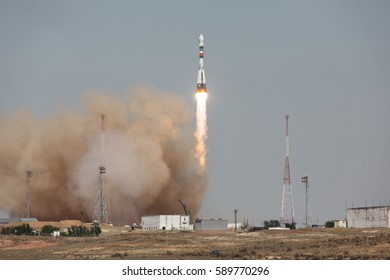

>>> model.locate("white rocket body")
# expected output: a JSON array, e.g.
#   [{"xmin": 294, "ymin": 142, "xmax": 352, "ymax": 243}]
[{"xmin": 196, "ymin": 34, "xmax": 207, "ymax": 92}]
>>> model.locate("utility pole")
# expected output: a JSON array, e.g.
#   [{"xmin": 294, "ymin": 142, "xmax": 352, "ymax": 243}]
[
  {"xmin": 80, "ymin": 210, "xmax": 85, "ymax": 227},
  {"xmin": 301, "ymin": 175, "xmax": 310, "ymax": 227},
  {"xmin": 234, "ymin": 209, "xmax": 238, "ymax": 234}
]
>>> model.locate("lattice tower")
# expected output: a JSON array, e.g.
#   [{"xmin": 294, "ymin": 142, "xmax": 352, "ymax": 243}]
[
  {"xmin": 24, "ymin": 170, "xmax": 33, "ymax": 218},
  {"xmin": 92, "ymin": 114, "xmax": 111, "ymax": 224},
  {"xmin": 280, "ymin": 115, "xmax": 295, "ymax": 227}
]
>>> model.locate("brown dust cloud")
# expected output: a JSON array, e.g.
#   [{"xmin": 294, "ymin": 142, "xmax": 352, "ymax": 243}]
[{"xmin": 0, "ymin": 87, "xmax": 207, "ymax": 225}]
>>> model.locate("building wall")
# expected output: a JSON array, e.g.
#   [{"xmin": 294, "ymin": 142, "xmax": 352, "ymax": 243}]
[
  {"xmin": 141, "ymin": 216, "xmax": 161, "ymax": 230},
  {"xmin": 141, "ymin": 215, "xmax": 192, "ymax": 231},
  {"xmin": 195, "ymin": 219, "xmax": 228, "ymax": 230},
  {"xmin": 227, "ymin": 223, "xmax": 242, "ymax": 229},
  {"xmin": 347, "ymin": 207, "xmax": 390, "ymax": 228},
  {"xmin": 334, "ymin": 220, "xmax": 347, "ymax": 228}
]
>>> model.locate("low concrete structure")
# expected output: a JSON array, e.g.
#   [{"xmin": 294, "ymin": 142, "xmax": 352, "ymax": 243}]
[
  {"xmin": 227, "ymin": 223, "xmax": 242, "ymax": 229},
  {"xmin": 268, "ymin": 227, "xmax": 290, "ymax": 230},
  {"xmin": 0, "ymin": 218, "xmax": 20, "ymax": 225},
  {"xmin": 0, "ymin": 218, "xmax": 38, "ymax": 225},
  {"xmin": 194, "ymin": 218, "xmax": 228, "ymax": 230},
  {"xmin": 334, "ymin": 220, "xmax": 347, "ymax": 228}
]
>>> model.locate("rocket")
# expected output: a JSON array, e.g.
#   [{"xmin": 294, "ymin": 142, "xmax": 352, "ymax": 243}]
[{"xmin": 196, "ymin": 34, "xmax": 207, "ymax": 93}]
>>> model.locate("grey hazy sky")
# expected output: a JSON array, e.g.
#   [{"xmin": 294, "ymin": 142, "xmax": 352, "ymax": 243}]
[{"xmin": 1, "ymin": 0, "xmax": 390, "ymax": 225}]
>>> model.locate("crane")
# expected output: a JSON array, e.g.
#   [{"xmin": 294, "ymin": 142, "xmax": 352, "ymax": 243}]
[{"xmin": 178, "ymin": 200, "xmax": 191, "ymax": 223}]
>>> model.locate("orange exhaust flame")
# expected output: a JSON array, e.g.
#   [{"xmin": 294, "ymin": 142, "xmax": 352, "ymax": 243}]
[{"xmin": 195, "ymin": 91, "xmax": 208, "ymax": 172}]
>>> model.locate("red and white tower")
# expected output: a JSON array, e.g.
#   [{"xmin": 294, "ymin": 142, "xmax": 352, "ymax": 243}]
[{"xmin": 280, "ymin": 114, "xmax": 295, "ymax": 227}]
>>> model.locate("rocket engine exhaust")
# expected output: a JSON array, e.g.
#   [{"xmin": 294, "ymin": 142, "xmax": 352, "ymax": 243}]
[{"xmin": 195, "ymin": 92, "xmax": 207, "ymax": 171}]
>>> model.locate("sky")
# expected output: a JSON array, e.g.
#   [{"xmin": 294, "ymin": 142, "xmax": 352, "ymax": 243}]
[{"xmin": 1, "ymin": 0, "xmax": 390, "ymax": 226}]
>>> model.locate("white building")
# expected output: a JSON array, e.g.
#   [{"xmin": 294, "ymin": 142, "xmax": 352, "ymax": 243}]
[
  {"xmin": 347, "ymin": 206, "xmax": 390, "ymax": 228},
  {"xmin": 227, "ymin": 223, "xmax": 242, "ymax": 229},
  {"xmin": 141, "ymin": 215, "xmax": 193, "ymax": 231},
  {"xmin": 334, "ymin": 220, "xmax": 347, "ymax": 228}
]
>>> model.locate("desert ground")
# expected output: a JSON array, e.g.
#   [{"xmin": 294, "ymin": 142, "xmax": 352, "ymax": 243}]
[{"xmin": 1, "ymin": 222, "xmax": 390, "ymax": 260}]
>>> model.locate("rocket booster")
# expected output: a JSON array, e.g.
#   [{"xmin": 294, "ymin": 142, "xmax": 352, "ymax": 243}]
[{"xmin": 196, "ymin": 34, "xmax": 207, "ymax": 93}]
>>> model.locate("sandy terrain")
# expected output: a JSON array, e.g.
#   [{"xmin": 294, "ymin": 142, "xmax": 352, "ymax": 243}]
[{"xmin": 1, "ymin": 223, "xmax": 390, "ymax": 260}]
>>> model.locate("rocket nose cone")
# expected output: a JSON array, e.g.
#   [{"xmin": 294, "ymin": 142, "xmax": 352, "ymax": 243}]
[{"xmin": 198, "ymin": 34, "xmax": 204, "ymax": 46}]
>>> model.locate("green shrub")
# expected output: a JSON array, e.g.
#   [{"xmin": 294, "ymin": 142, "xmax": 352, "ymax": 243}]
[
  {"xmin": 67, "ymin": 225, "xmax": 101, "ymax": 237},
  {"xmin": 1, "ymin": 224, "xmax": 35, "ymax": 235},
  {"xmin": 263, "ymin": 220, "xmax": 280, "ymax": 228},
  {"xmin": 325, "ymin": 221, "xmax": 335, "ymax": 228},
  {"xmin": 41, "ymin": 225, "xmax": 60, "ymax": 236}
]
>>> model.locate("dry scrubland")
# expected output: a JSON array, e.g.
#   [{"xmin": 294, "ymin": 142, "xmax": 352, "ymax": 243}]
[{"xmin": 1, "ymin": 222, "xmax": 390, "ymax": 260}]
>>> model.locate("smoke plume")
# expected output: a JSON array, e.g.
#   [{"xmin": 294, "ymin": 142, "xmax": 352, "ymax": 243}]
[{"xmin": 0, "ymin": 87, "xmax": 206, "ymax": 224}]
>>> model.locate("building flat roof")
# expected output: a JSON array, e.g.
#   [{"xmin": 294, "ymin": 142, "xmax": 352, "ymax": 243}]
[{"xmin": 347, "ymin": 206, "xmax": 390, "ymax": 210}]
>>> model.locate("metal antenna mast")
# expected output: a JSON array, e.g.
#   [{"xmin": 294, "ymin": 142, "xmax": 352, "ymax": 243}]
[
  {"xmin": 280, "ymin": 114, "xmax": 295, "ymax": 227},
  {"xmin": 301, "ymin": 175, "xmax": 310, "ymax": 227},
  {"xmin": 234, "ymin": 209, "xmax": 238, "ymax": 234},
  {"xmin": 93, "ymin": 114, "xmax": 111, "ymax": 224},
  {"xmin": 24, "ymin": 170, "xmax": 33, "ymax": 218}
]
